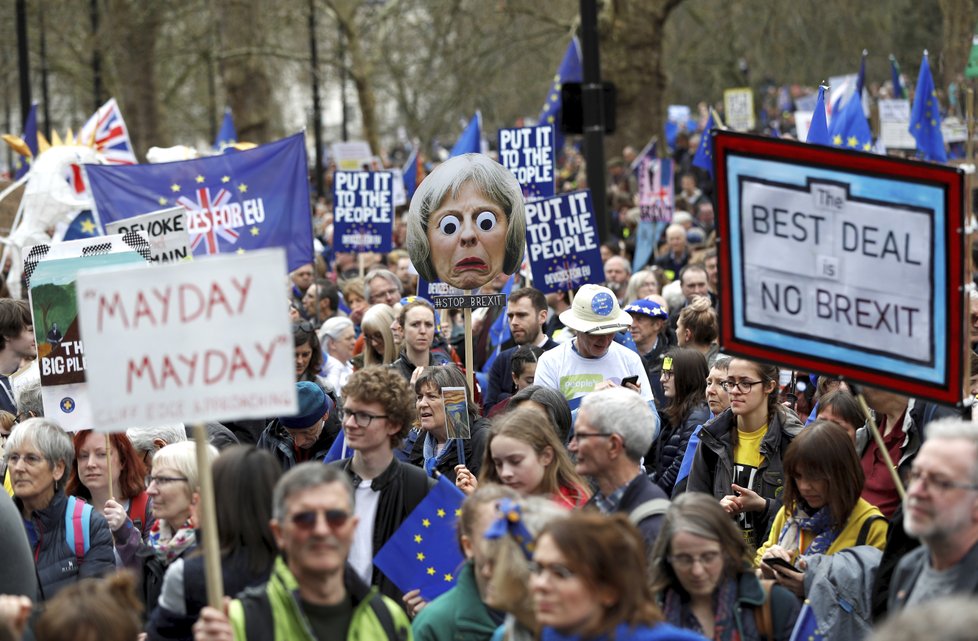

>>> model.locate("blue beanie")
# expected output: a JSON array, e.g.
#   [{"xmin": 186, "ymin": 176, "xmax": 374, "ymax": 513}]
[{"xmin": 280, "ymin": 381, "xmax": 333, "ymax": 429}]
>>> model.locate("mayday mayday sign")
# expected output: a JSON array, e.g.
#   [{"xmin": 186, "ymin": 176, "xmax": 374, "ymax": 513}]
[
  {"xmin": 713, "ymin": 131, "xmax": 966, "ymax": 405},
  {"xmin": 76, "ymin": 249, "xmax": 297, "ymax": 431},
  {"xmin": 525, "ymin": 189, "xmax": 603, "ymax": 295},
  {"xmin": 333, "ymin": 171, "xmax": 395, "ymax": 253}
]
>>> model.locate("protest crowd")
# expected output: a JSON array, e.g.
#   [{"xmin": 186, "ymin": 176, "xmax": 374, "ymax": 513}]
[{"xmin": 2, "ymin": 35, "xmax": 978, "ymax": 641}]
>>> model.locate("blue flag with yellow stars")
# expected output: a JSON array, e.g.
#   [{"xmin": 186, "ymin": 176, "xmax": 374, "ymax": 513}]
[
  {"xmin": 539, "ymin": 39, "xmax": 583, "ymax": 155},
  {"xmin": 373, "ymin": 474, "xmax": 466, "ymax": 601},
  {"xmin": 214, "ymin": 107, "xmax": 237, "ymax": 151},
  {"xmin": 910, "ymin": 52, "xmax": 947, "ymax": 163},
  {"xmin": 86, "ymin": 132, "xmax": 314, "ymax": 272},
  {"xmin": 806, "ymin": 86, "xmax": 831, "ymax": 146},
  {"xmin": 450, "ymin": 112, "xmax": 482, "ymax": 157},
  {"xmin": 788, "ymin": 602, "xmax": 825, "ymax": 641},
  {"xmin": 61, "ymin": 211, "xmax": 103, "ymax": 242},
  {"xmin": 13, "ymin": 103, "xmax": 38, "ymax": 180},
  {"xmin": 692, "ymin": 109, "xmax": 721, "ymax": 178}
]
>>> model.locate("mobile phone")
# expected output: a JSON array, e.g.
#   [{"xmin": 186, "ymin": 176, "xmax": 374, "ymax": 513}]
[
  {"xmin": 621, "ymin": 375, "xmax": 639, "ymax": 387},
  {"xmin": 763, "ymin": 557, "xmax": 800, "ymax": 573}
]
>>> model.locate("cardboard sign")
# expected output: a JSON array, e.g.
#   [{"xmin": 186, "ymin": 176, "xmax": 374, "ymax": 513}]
[
  {"xmin": 332, "ymin": 171, "xmax": 395, "ymax": 253},
  {"xmin": 330, "ymin": 141, "xmax": 373, "ymax": 171},
  {"xmin": 498, "ymin": 124, "xmax": 556, "ymax": 199},
  {"xmin": 76, "ymin": 249, "xmax": 298, "ymax": 431},
  {"xmin": 714, "ymin": 131, "xmax": 966, "ymax": 405},
  {"xmin": 27, "ymin": 233, "xmax": 152, "ymax": 430},
  {"xmin": 878, "ymin": 99, "xmax": 916, "ymax": 149},
  {"xmin": 105, "ymin": 207, "xmax": 191, "ymax": 263},
  {"xmin": 723, "ymin": 88, "xmax": 755, "ymax": 132},
  {"xmin": 525, "ymin": 190, "xmax": 603, "ymax": 294}
]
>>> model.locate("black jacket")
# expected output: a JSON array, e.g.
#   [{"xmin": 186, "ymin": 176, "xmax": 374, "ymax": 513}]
[
  {"xmin": 407, "ymin": 416, "xmax": 490, "ymax": 481},
  {"xmin": 650, "ymin": 401, "xmax": 711, "ymax": 494},
  {"xmin": 257, "ymin": 419, "xmax": 338, "ymax": 471}
]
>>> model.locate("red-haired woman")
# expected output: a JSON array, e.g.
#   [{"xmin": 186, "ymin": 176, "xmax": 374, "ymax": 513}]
[{"xmin": 66, "ymin": 430, "xmax": 154, "ymax": 567}]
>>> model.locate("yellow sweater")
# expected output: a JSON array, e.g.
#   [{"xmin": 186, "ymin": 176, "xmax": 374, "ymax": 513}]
[{"xmin": 754, "ymin": 497, "xmax": 887, "ymax": 567}]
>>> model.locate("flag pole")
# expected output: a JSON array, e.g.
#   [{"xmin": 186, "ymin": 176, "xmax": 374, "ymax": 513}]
[
  {"xmin": 105, "ymin": 434, "xmax": 115, "ymax": 500},
  {"xmin": 848, "ymin": 383, "xmax": 906, "ymax": 501},
  {"xmin": 193, "ymin": 423, "xmax": 225, "ymax": 609}
]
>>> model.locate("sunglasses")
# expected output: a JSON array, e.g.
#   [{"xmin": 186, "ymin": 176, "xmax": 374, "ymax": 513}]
[{"xmin": 290, "ymin": 508, "xmax": 351, "ymax": 530}]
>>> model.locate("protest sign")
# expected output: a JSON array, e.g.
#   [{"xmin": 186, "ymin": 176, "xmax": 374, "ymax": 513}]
[
  {"xmin": 330, "ymin": 141, "xmax": 373, "ymax": 170},
  {"xmin": 498, "ymin": 124, "xmax": 556, "ymax": 199},
  {"xmin": 637, "ymin": 156, "xmax": 673, "ymax": 223},
  {"xmin": 794, "ymin": 111, "xmax": 814, "ymax": 143},
  {"xmin": 105, "ymin": 207, "xmax": 190, "ymax": 263},
  {"xmin": 417, "ymin": 277, "xmax": 464, "ymax": 300},
  {"xmin": 723, "ymin": 88, "xmax": 755, "ymax": 132},
  {"xmin": 76, "ymin": 249, "xmax": 298, "ymax": 431},
  {"xmin": 332, "ymin": 171, "xmax": 395, "ymax": 253},
  {"xmin": 26, "ymin": 233, "xmax": 152, "ymax": 430},
  {"xmin": 525, "ymin": 190, "xmax": 603, "ymax": 294},
  {"xmin": 878, "ymin": 99, "xmax": 916, "ymax": 149},
  {"xmin": 713, "ymin": 131, "xmax": 965, "ymax": 405}
]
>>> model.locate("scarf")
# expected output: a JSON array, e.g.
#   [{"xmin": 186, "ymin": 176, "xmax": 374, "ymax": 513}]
[
  {"xmin": 147, "ymin": 518, "xmax": 197, "ymax": 564},
  {"xmin": 422, "ymin": 431, "xmax": 459, "ymax": 476},
  {"xmin": 777, "ymin": 504, "xmax": 839, "ymax": 557},
  {"xmin": 662, "ymin": 576, "xmax": 742, "ymax": 641}
]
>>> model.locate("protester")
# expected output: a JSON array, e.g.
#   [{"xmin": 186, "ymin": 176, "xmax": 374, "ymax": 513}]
[
  {"xmin": 192, "ymin": 464, "xmax": 411, "ymax": 640},
  {"xmin": 815, "ymin": 389, "xmax": 864, "ymax": 441},
  {"xmin": 390, "ymin": 299, "xmax": 453, "ymax": 382},
  {"xmin": 529, "ymin": 512, "xmax": 703, "ymax": 641},
  {"xmin": 289, "ymin": 263, "xmax": 316, "ymax": 316},
  {"xmin": 302, "ymin": 279, "xmax": 340, "ymax": 326},
  {"xmin": 0, "ymin": 492, "xmax": 37, "ymax": 600},
  {"xmin": 341, "ymin": 277, "xmax": 370, "ymax": 329},
  {"xmin": 870, "ymin": 596, "xmax": 978, "ymax": 641},
  {"xmin": 507, "ymin": 384, "xmax": 574, "ymax": 444},
  {"xmin": 258, "ymin": 381, "xmax": 336, "ymax": 470},
  {"xmin": 364, "ymin": 268, "xmax": 403, "ymax": 306},
  {"xmin": 624, "ymin": 268, "xmax": 661, "ymax": 304},
  {"xmin": 408, "ymin": 365, "xmax": 489, "ymax": 481},
  {"xmin": 456, "ymin": 407, "xmax": 590, "ymax": 508},
  {"xmin": 487, "ymin": 345, "xmax": 545, "ymax": 417},
  {"xmin": 319, "ymin": 316, "xmax": 356, "ymax": 391},
  {"xmin": 686, "ymin": 358, "xmax": 804, "ymax": 549},
  {"xmin": 603, "ymin": 255, "xmax": 632, "ymax": 304},
  {"xmin": 293, "ymin": 321, "xmax": 326, "ymax": 386},
  {"xmin": 757, "ymin": 420, "xmax": 888, "ymax": 597},
  {"xmin": 34, "ymin": 573, "xmax": 144, "ymax": 641},
  {"xmin": 147, "ymin": 446, "xmax": 280, "ymax": 641},
  {"xmin": 623, "ymin": 298, "xmax": 672, "ymax": 406},
  {"xmin": 0, "ymin": 299, "xmax": 35, "ymax": 416},
  {"xmin": 358, "ymin": 303, "xmax": 398, "ymax": 367},
  {"xmin": 7, "ymin": 418, "xmax": 114, "ymax": 600},
  {"xmin": 66, "ymin": 430, "xmax": 153, "ymax": 567},
  {"xmin": 330, "ymin": 366, "xmax": 433, "ymax": 603},
  {"xmin": 650, "ymin": 348, "xmax": 710, "ymax": 494},
  {"xmin": 126, "ymin": 424, "xmax": 189, "ymax": 473},
  {"xmin": 654, "ymin": 224, "xmax": 691, "ymax": 280},
  {"xmin": 675, "ymin": 297, "xmax": 718, "ymax": 364},
  {"xmin": 649, "ymin": 493, "xmax": 800, "ymax": 640}
]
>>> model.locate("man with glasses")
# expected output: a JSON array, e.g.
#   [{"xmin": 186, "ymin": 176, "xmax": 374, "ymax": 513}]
[
  {"xmin": 259, "ymin": 382, "xmax": 336, "ymax": 471},
  {"xmin": 364, "ymin": 269, "xmax": 403, "ymax": 307},
  {"xmin": 888, "ymin": 419, "xmax": 978, "ymax": 611},
  {"xmin": 330, "ymin": 366, "xmax": 433, "ymax": 604},
  {"xmin": 193, "ymin": 464, "xmax": 412, "ymax": 641},
  {"xmin": 571, "ymin": 387, "xmax": 668, "ymax": 550}
]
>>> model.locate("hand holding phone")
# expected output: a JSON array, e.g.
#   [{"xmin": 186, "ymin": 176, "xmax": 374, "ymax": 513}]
[
  {"xmin": 763, "ymin": 556, "xmax": 800, "ymax": 573},
  {"xmin": 621, "ymin": 375, "xmax": 639, "ymax": 387}
]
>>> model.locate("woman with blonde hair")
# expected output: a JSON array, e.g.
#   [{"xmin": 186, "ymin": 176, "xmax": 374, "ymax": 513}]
[
  {"xmin": 625, "ymin": 268, "xmax": 661, "ymax": 304},
  {"xmin": 358, "ymin": 303, "xmax": 398, "ymax": 368}
]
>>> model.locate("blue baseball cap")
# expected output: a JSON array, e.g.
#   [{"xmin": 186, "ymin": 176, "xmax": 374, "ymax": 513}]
[
  {"xmin": 280, "ymin": 381, "xmax": 333, "ymax": 429},
  {"xmin": 623, "ymin": 299, "xmax": 668, "ymax": 321}
]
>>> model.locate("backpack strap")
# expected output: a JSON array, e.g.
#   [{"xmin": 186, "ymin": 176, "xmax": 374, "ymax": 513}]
[
  {"xmin": 368, "ymin": 592, "xmax": 408, "ymax": 641},
  {"xmin": 64, "ymin": 496, "xmax": 92, "ymax": 561},
  {"xmin": 241, "ymin": 587, "xmax": 274, "ymax": 641},
  {"xmin": 856, "ymin": 514, "xmax": 887, "ymax": 547},
  {"xmin": 628, "ymin": 498, "xmax": 671, "ymax": 525},
  {"xmin": 127, "ymin": 491, "xmax": 150, "ymax": 533},
  {"xmin": 753, "ymin": 579, "xmax": 776, "ymax": 641}
]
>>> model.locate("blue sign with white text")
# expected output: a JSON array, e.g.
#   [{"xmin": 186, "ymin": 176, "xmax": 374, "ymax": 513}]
[
  {"xmin": 498, "ymin": 125, "xmax": 556, "ymax": 200},
  {"xmin": 525, "ymin": 189, "xmax": 602, "ymax": 294},
  {"xmin": 333, "ymin": 171, "xmax": 395, "ymax": 252}
]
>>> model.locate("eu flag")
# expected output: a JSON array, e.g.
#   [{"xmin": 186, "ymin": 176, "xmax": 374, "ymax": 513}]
[
  {"xmin": 86, "ymin": 132, "xmax": 314, "ymax": 272},
  {"xmin": 13, "ymin": 103, "xmax": 38, "ymax": 180},
  {"xmin": 806, "ymin": 86, "xmax": 831, "ymax": 146},
  {"xmin": 373, "ymin": 474, "xmax": 466, "ymax": 601},
  {"xmin": 403, "ymin": 147, "xmax": 424, "ymax": 199},
  {"xmin": 214, "ymin": 108, "xmax": 238, "ymax": 151},
  {"xmin": 788, "ymin": 602, "xmax": 825, "ymax": 641},
  {"xmin": 539, "ymin": 39, "xmax": 583, "ymax": 155},
  {"xmin": 482, "ymin": 273, "xmax": 515, "ymax": 373},
  {"xmin": 890, "ymin": 54, "xmax": 906, "ymax": 99},
  {"xmin": 61, "ymin": 211, "xmax": 102, "ymax": 242},
  {"xmin": 692, "ymin": 109, "xmax": 721, "ymax": 177},
  {"xmin": 450, "ymin": 112, "xmax": 482, "ymax": 157},
  {"xmin": 828, "ymin": 88, "xmax": 873, "ymax": 152},
  {"xmin": 910, "ymin": 52, "xmax": 948, "ymax": 163}
]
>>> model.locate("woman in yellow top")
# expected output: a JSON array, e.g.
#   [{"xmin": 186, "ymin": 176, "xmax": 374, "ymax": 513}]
[{"xmin": 757, "ymin": 419, "xmax": 888, "ymax": 597}]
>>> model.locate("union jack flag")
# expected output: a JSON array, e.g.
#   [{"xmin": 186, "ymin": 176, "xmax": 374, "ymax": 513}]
[
  {"xmin": 177, "ymin": 187, "xmax": 239, "ymax": 255},
  {"xmin": 80, "ymin": 98, "xmax": 137, "ymax": 165}
]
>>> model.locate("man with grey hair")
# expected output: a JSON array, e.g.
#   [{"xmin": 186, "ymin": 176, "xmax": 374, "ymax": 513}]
[
  {"xmin": 602, "ymin": 255, "xmax": 631, "ymax": 304},
  {"xmin": 570, "ymin": 387, "xmax": 667, "ymax": 549},
  {"xmin": 364, "ymin": 269, "xmax": 402, "ymax": 307},
  {"xmin": 126, "ymin": 424, "xmax": 188, "ymax": 474},
  {"xmin": 889, "ymin": 419, "xmax": 978, "ymax": 611},
  {"xmin": 193, "ymin": 463, "xmax": 411, "ymax": 640}
]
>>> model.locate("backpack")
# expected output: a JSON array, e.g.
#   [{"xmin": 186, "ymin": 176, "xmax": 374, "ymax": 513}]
[
  {"xmin": 127, "ymin": 492, "xmax": 151, "ymax": 533},
  {"xmin": 64, "ymin": 495, "xmax": 92, "ymax": 561},
  {"xmin": 628, "ymin": 498, "xmax": 671, "ymax": 525}
]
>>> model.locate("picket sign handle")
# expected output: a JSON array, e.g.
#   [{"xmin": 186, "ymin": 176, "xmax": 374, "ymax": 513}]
[
  {"xmin": 193, "ymin": 423, "xmax": 224, "ymax": 609},
  {"xmin": 358, "ymin": 253, "xmax": 365, "ymax": 279},
  {"xmin": 852, "ymin": 389, "xmax": 906, "ymax": 501},
  {"xmin": 105, "ymin": 434, "xmax": 115, "ymax": 500},
  {"xmin": 463, "ymin": 289, "xmax": 475, "ymax": 397}
]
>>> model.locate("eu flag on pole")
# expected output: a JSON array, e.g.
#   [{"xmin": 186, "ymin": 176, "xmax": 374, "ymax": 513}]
[
  {"xmin": 450, "ymin": 112, "xmax": 482, "ymax": 157},
  {"xmin": 373, "ymin": 474, "xmax": 466, "ymax": 601},
  {"xmin": 539, "ymin": 39, "xmax": 583, "ymax": 154},
  {"xmin": 829, "ymin": 86, "xmax": 873, "ymax": 151},
  {"xmin": 214, "ymin": 108, "xmax": 238, "ymax": 151},
  {"xmin": 788, "ymin": 602, "xmax": 825, "ymax": 641},
  {"xmin": 890, "ymin": 54, "xmax": 906, "ymax": 99},
  {"xmin": 86, "ymin": 132, "xmax": 314, "ymax": 272},
  {"xmin": 806, "ymin": 86, "xmax": 831, "ymax": 146},
  {"xmin": 403, "ymin": 147, "xmax": 425, "ymax": 199},
  {"xmin": 13, "ymin": 103, "xmax": 38, "ymax": 180},
  {"xmin": 482, "ymin": 274, "xmax": 515, "ymax": 373},
  {"xmin": 62, "ymin": 211, "xmax": 102, "ymax": 241},
  {"xmin": 910, "ymin": 52, "xmax": 948, "ymax": 163},
  {"xmin": 692, "ymin": 109, "xmax": 722, "ymax": 177}
]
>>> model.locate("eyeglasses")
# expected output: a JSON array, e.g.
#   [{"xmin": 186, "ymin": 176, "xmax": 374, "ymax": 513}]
[
  {"xmin": 344, "ymin": 410, "xmax": 389, "ymax": 427},
  {"xmin": 907, "ymin": 469, "xmax": 978, "ymax": 493},
  {"xmin": 527, "ymin": 560, "xmax": 576, "ymax": 580},
  {"xmin": 720, "ymin": 379, "xmax": 764, "ymax": 393},
  {"xmin": 290, "ymin": 508, "xmax": 352, "ymax": 530},
  {"xmin": 7, "ymin": 452, "xmax": 45, "ymax": 467},
  {"xmin": 661, "ymin": 370, "xmax": 674, "ymax": 381},
  {"xmin": 668, "ymin": 551, "xmax": 723, "ymax": 569},
  {"xmin": 293, "ymin": 321, "xmax": 315, "ymax": 334},
  {"xmin": 146, "ymin": 475, "xmax": 189, "ymax": 487}
]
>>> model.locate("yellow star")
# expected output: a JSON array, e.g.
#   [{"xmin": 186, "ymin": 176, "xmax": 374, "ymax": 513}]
[
  {"xmin": 80, "ymin": 219, "xmax": 96, "ymax": 235},
  {"xmin": 170, "ymin": 183, "xmax": 181, "ymax": 192},
  {"xmin": 221, "ymin": 175, "xmax": 231, "ymax": 183},
  {"xmin": 238, "ymin": 183, "xmax": 248, "ymax": 193},
  {"xmin": 443, "ymin": 573, "xmax": 453, "ymax": 582},
  {"xmin": 436, "ymin": 509, "xmax": 446, "ymax": 518},
  {"xmin": 158, "ymin": 197, "xmax": 168, "ymax": 205},
  {"xmin": 847, "ymin": 136, "xmax": 858, "ymax": 147},
  {"xmin": 547, "ymin": 115, "xmax": 555, "ymax": 123},
  {"xmin": 427, "ymin": 567, "xmax": 435, "ymax": 576},
  {"xmin": 550, "ymin": 94, "xmax": 558, "ymax": 103},
  {"xmin": 414, "ymin": 534, "xmax": 422, "ymax": 543},
  {"xmin": 454, "ymin": 509, "xmax": 462, "ymax": 517},
  {"xmin": 416, "ymin": 552, "xmax": 425, "ymax": 561},
  {"xmin": 931, "ymin": 119, "xmax": 937, "ymax": 126},
  {"xmin": 236, "ymin": 248, "xmax": 245, "ymax": 255},
  {"xmin": 832, "ymin": 134, "xmax": 843, "ymax": 146},
  {"xmin": 421, "ymin": 518, "xmax": 430, "ymax": 528},
  {"xmin": 195, "ymin": 175, "xmax": 205, "ymax": 183},
  {"xmin": 250, "ymin": 226, "xmax": 259, "ymax": 236},
  {"xmin": 862, "ymin": 142, "xmax": 872, "ymax": 151}
]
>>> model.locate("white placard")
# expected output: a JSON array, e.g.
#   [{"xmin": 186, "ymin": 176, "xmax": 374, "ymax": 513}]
[
  {"xmin": 105, "ymin": 207, "xmax": 191, "ymax": 264},
  {"xmin": 878, "ymin": 99, "xmax": 916, "ymax": 149},
  {"xmin": 330, "ymin": 141, "xmax": 374, "ymax": 171},
  {"xmin": 723, "ymin": 88, "xmax": 755, "ymax": 132},
  {"xmin": 76, "ymin": 249, "xmax": 297, "ymax": 431}
]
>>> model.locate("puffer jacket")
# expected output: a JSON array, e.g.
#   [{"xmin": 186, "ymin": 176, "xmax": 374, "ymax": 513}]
[
  {"xmin": 18, "ymin": 489, "xmax": 116, "ymax": 600},
  {"xmin": 651, "ymin": 401, "xmax": 711, "ymax": 494},
  {"xmin": 258, "ymin": 419, "xmax": 338, "ymax": 471},
  {"xmin": 686, "ymin": 406, "xmax": 805, "ymax": 550}
]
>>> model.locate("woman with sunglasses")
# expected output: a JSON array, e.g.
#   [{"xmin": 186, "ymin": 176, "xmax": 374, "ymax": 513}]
[
  {"xmin": 650, "ymin": 348, "xmax": 710, "ymax": 494},
  {"xmin": 686, "ymin": 358, "xmax": 803, "ymax": 551},
  {"xmin": 650, "ymin": 493, "xmax": 800, "ymax": 641}
]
